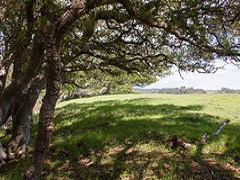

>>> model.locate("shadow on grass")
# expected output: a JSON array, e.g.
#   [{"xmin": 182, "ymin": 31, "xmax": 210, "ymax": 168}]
[{"xmin": 38, "ymin": 98, "xmax": 240, "ymax": 179}]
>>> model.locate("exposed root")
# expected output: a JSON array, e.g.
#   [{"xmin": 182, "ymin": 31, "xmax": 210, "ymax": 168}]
[
  {"xmin": 7, "ymin": 135, "xmax": 28, "ymax": 160},
  {"xmin": 0, "ymin": 142, "xmax": 7, "ymax": 165}
]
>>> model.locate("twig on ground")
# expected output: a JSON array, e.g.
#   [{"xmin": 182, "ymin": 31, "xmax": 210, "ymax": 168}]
[{"xmin": 199, "ymin": 119, "xmax": 230, "ymax": 145}]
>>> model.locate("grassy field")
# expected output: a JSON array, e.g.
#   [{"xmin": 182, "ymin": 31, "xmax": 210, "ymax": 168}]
[{"xmin": 1, "ymin": 93, "xmax": 240, "ymax": 179}]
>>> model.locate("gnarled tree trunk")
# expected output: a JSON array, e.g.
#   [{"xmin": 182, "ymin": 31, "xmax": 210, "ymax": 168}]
[
  {"xmin": 0, "ymin": 35, "xmax": 44, "ymax": 127},
  {"xmin": 6, "ymin": 76, "xmax": 46, "ymax": 160},
  {"xmin": 24, "ymin": 41, "xmax": 61, "ymax": 180},
  {"xmin": 24, "ymin": 1, "xmax": 90, "ymax": 179},
  {"xmin": 21, "ymin": 0, "xmax": 142, "ymax": 177}
]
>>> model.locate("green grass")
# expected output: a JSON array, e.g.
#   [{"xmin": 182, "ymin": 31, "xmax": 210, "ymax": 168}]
[{"xmin": 1, "ymin": 93, "xmax": 240, "ymax": 179}]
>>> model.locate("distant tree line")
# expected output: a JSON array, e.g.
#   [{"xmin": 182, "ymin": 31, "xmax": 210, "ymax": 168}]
[{"xmin": 135, "ymin": 87, "xmax": 240, "ymax": 94}]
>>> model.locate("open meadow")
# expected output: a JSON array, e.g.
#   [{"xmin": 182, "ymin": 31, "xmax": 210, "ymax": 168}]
[{"xmin": 1, "ymin": 93, "xmax": 240, "ymax": 179}]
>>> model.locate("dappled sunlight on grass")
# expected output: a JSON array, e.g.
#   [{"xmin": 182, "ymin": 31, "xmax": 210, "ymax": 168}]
[
  {"xmin": 202, "ymin": 135, "xmax": 228, "ymax": 154},
  {"xmin": 1, "ymin": 94, "xmax": 240, "ymax": 179},
  {"xmin": 45, "ymin": 94, "xmax": 240, "ymax": 179}
]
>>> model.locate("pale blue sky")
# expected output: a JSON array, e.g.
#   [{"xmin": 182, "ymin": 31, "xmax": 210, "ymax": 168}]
[{"xmin": 145, "ymin": 63, "xmax": 240, "ymax": 90}]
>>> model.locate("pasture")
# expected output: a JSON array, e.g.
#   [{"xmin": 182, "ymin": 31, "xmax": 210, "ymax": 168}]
[{"xmin": 1, "ymin": 93, "xmax": 240, "ymax": 179}]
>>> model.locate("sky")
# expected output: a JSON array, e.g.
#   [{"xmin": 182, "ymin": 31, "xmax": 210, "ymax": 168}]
[{"xmin": 144, "ymin": 63, "xmax": 240, "ymax": 90}]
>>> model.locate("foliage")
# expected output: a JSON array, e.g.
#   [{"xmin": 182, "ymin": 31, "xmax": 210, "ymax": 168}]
[
  {"xmin": 0, "ymin": 1, "xmax": 239, "ymax": 81},
  {"xmin": 0, "ymin": 0, "xmax": 239, "ymax": 93},
  {"xmin": 59, "ymin": 0, "xmax": 239, "ymax": 88},
  {"xmin": 61, "ymin": 69, "xmax": 158, "ymax": 95}
]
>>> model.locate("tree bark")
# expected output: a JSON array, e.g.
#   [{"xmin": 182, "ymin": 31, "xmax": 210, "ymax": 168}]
[
  {"xmin": 0, "ymin": 35, "xmax": 45, "ymax": 126},
  {"xmin": 6, "ymin": 76, "xmax": 46, "ymax": 160},
  {"xmin": 24, "ymin": 41, "xmax": 61, "ymax": 180}
]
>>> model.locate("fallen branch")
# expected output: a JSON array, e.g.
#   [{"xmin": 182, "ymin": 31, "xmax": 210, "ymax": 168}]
[
  {"xmin": 214, "ymin": 119, "xmax": 230, "ymax": 135},
  {"xmin": 199, "ymin": 119, "xmax": 230, "ymax": 144}
]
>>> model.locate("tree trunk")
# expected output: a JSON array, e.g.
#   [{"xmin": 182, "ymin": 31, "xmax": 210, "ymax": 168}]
[
  {"xmin": 104, "ymin": 82, "xmax": 112, "ymax": 94},
  {"xmin": 0, "ymin": 35, "xmax": 44, "ymax": 126},
  {"xmin": 23, "ymin": 1, "xmax": 90, "ymax": 178},
  {"xmin": 6, "ymin": 76, "xmax": 46, "ymax": 160},
  {"xmin": 24, "ymin": 41, "xmax": 61, "ymax": 180}
]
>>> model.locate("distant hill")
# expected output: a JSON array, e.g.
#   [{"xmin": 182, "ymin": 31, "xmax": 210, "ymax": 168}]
[{"xmin": 134, "ymin": 87, "xmax": 240, "ymax": 94}]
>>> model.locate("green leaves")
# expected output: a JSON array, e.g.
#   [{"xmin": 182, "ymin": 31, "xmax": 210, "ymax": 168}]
[{"xmin": 1, "ymin": 0, "xmax": 240, "ymax": 96}]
